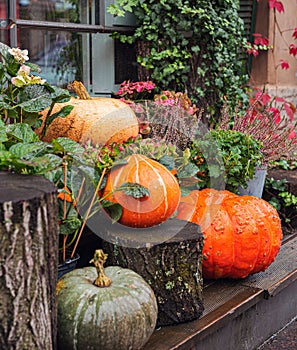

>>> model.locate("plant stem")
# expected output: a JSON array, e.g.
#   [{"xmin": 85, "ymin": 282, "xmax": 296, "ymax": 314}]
[
  {"xmin": 90, "ymin": 249, "xmax": 111, "ymax": 287},
  {"xmin": 62, "ymin": 159, "xmax": 68, "ymax": 262},
  {"xmin": 68, "ymin": 80, "xmax": 91, "ymax": 100},
  {"xmin": 70, "ymin": 168, "xmax": 107, "ymax": 259}
]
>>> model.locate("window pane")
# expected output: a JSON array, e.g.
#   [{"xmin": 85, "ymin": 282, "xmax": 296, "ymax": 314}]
[
  {"xmin": 18, "ymin": 27, "xmax": 83, "ymax": 87},
  {"xmin": 17, "ymin": 0, "xmax": 89, "ymax": 24},
  {"xmin": 114, "ymin": 40, "xmax": 137, "ymax": 85}
]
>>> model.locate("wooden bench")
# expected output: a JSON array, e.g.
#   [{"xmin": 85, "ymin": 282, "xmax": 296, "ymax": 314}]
[{"xmin": 143, "ymin": 233, "xmax": 297, "ymax": 350}]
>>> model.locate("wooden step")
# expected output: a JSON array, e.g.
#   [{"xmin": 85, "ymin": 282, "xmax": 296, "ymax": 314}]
[{"xmin": 142, "ymin": 233, "xmax": 297, "ymax": 350}]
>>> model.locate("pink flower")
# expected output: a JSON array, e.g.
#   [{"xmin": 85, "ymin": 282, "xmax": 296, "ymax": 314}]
[
  {"xmin": 18, "ymin": 64, "xmax": 31, "ymax": 75},
  {"xmin": 292, "ymin": 28, "xmax": 297, "ymax": 40}
]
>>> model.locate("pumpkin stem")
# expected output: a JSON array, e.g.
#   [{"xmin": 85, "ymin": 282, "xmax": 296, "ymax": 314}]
[
  {"xmin": 68, "ymin": 80, "xmax": 91, "ymax": 100},
  {"xmin": 90, "ymin": 249, "xmax": 112, "ymax": 287}
]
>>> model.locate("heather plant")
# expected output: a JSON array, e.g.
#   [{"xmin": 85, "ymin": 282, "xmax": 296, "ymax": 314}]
[
  {"xmin": 129, "ymin": 101, "xmax": 201, "ymax": 150},
  {"xmin": 218, "ymin": 91, "xmax": 297, "ymax": 164}
]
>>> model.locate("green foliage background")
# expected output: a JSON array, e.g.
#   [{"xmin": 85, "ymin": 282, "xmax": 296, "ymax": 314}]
[{"xmin": 109, "ymin": 0, "xmax": 249, "ymax": 119}]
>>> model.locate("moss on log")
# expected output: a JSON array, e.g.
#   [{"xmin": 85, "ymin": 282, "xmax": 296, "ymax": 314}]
[{"xmin": 101, "ymin": 218, "xmax": 204, "ymax": 327}]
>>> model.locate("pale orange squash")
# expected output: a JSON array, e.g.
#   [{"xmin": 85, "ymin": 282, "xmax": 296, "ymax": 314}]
[
  {"xmin": 177, "ymin": 188, "xmax": 283, "ymax": 279},
  {"xmin": 36, "ymin": 81, "xmax": 139, "ymax": 146},
  {"xmin": 103, "ymin": 154, "xmax": 181, "ymax": 228}
]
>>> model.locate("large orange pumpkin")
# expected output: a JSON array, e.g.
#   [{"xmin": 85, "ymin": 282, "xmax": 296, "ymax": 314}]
[
  {"xmin": 103, "ymin": 154, "xmax": 181, "ymax": 228},
  {"xmin": 177, "ymin": 188, "xmax": 283, "ymax": 279},
  {"xmin": 36, "ymin": 81, "xmax": 139, "ymax": 145}
]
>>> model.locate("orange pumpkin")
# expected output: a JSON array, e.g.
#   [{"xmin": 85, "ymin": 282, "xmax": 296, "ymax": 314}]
[
  {"xmin": 103, "ymin": 154, "xmax": 181, "ymax": 228},
  {"xmin": 36, "ymin": 82, "xmax": 139, "ymax": 146},
  {"xmin": 177, "ymin": 188, "xmax": 283, "ymax": 279}
]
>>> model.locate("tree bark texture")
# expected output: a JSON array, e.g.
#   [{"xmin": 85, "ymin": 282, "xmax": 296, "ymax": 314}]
[
  {"xmin": 101, "ymin": 218, "xmax": 204, "ymax": 327},
  {"xmin": 0, "ymin": 172, "xmax": 59, "ymax": 350}
]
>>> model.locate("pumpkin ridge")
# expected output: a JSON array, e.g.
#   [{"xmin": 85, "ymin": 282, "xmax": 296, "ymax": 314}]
[
  {"xmin": 57, "ymin": 264, "xmax": 157, "ymax": 349},
  {"xmin": 139, "ymin": 154, "xmax": 169, "ymax": 217},
  {"xmin": 221, "ymin": 201, "xmax": 237, "ymax": 279},
  {"xmin": 250, "ymin": 199, "xmax": 272, "ymax": 273}
]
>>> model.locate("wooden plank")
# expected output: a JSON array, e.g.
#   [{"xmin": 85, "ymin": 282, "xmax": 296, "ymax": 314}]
[
  {"xmin": 242, "ymin": 234, "xmax": 297, "ymax": 296},
  {"xmin": 142, "ymin": 282, "xmax": 263, "ymax": 350},
  {"xmin": 142, "ymin": 235, "xmax": 297, "ymax": 350}
]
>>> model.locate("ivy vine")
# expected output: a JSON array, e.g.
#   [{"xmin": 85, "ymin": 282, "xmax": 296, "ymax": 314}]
[{"xmin": 108, "ymin": 0, "xmax": 250, "ymax": 120}]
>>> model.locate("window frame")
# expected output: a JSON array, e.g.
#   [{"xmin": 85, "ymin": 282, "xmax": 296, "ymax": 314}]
[{"xmin": 8, "ymin": 0, "xmax": 134, "ymax": 47}]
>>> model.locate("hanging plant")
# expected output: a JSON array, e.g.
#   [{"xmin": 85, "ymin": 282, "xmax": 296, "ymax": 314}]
[{"xmin": 108, "ymin": 0, "xmax": 249, "ymax": 119}]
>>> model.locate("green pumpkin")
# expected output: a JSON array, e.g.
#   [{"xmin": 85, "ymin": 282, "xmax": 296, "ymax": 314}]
[{"xmin": 57, "ymin": 250, "xmax": 158, "ymax": 350}]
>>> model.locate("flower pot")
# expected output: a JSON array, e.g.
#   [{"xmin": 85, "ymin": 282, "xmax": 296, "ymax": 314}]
[
  {"xmin": 238, "ymin": 165, "xmax": 267, "ymax": 198},
  {"xmin": 58, "ymin": 253, "xmax": 80, "ymax": 280}
]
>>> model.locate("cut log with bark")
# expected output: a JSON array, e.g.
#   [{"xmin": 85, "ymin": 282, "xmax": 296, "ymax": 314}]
[
  {"xmin": 100, "ymin": 218, "xmax": 204, "ymax": 327},
  {"xmin": 0, "ymin": 172, "xmax": 59, "ymax": 350}
]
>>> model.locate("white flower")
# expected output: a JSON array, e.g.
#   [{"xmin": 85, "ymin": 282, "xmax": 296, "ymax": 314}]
[
  {"xmin": 11, "ymin": 65, "xmax": 46, "ymax": 87},
  {"xmin": 18, "ymin": 64, "xmax": 31, "ymax": 75},
  {"xmin": 8, "ymin": 47, "xmax": 29, "ymax": 64},
  {"xmin": 11, "ymin": 75, "xmax": 27, "ymax": 88}
]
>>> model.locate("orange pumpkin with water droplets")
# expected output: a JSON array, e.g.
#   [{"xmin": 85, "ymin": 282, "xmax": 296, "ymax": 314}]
[
  {"xmin": 177, "ymin": 188, "xmax": 283, "ymax": 279},
  {"xmin": 103, "ymin": 154, "xmax": 181, "ymax": 228}
]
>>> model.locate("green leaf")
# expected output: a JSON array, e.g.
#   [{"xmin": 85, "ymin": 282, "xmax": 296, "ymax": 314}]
[
  {"xmin": 59, "ymin": 217, "xmax": 82, "ymax": 235},
  {"xmin": 45, "ymin": 105, "xmax": 74, "ymax": 126},
  {"xmin": 158, "ymin": 155, "xmax": 175, "ymax": 170},
  {"xmin": 0, "ymin": 120, "xmax": 8, "ymax": 142},
  {"xmin": 51, "ymin": 137, "xmax": 85, "ymax": 155},
  {"xmin": 101, "ymin": 199, "xmax": 123, "ymax": 223},
  {"xmin": 117, "ymin": 182, "xmax": 150, "ymax": 199},
  {"xmin": 9, "ymin": 142, "xmax": 46, "ymax": 158},
  {"xmin": 6, "ymin": 123, "xmax": 40, "ymax": 143},
  {"xmin": 49, "ymin": 85, "xmax": 72, "ymax": 103},
  {"xmin": 18, "ymin": 85, "xmax": 52, "ymax": 112},
  {"xmin": 178, "ymin": 162, "xmax": 199, "ymax": 178}
]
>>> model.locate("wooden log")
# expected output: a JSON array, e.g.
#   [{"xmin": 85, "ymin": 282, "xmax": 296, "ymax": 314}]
[
  {"xmin": 0, "ymin": 172, "xmax": 59, "ymax": 350},
  {"xmin": 100, "ymin": 218, "xmax": 204, "ymax": 327}
]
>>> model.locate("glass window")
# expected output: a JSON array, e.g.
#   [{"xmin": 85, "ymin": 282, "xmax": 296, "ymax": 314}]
[
  {"xmin": 18, "ymin": 0, "xmax": 87, "ymax": 24},
  {"xmin": 5, "ymin": 0, "xmax": 137, "ymax": 94},
  {"xmin": 18, "ymin": 27, "xmax": 83, "ymax": 87}
]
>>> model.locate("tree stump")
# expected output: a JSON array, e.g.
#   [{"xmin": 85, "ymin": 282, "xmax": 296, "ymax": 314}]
[
  {"xmin": 0, "ymin": 172, "xmax": 59, "ymax": 350},
  {"xmin": 100, "ymin": 218, "xmax": 204, "ymax": 327}
]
